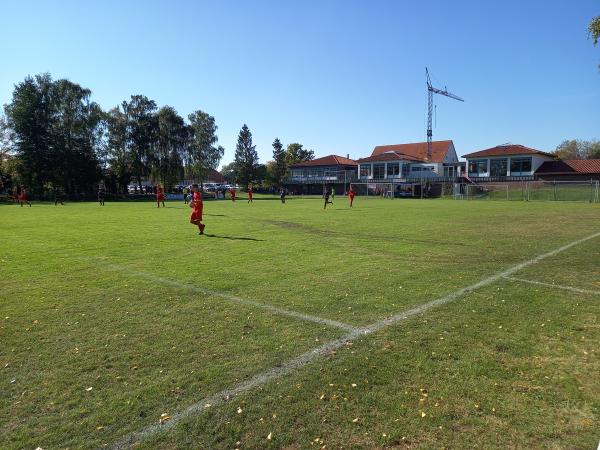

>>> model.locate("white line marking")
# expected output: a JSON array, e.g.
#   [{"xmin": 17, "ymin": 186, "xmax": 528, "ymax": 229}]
[
  {"xmin": 112, "ymin": 231, "xmax": 600, "ymax": 449},
  {"xmin": 101, "ymin": 262, "xmax": 358, "ymax": 332},
  {"xmin": 503, "ymin": 276, "xmax": 600, "ymax": 296}
]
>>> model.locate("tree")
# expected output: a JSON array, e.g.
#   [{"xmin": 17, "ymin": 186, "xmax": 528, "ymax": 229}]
[
  {"xmin": 271, "ymin": 138, "xmax": 287, "ymax": 185},
  {"xmin": 121, "ymin": 95, "xmax": 158, "ymax": 189},
  {"xmin": 284, "ymin": 142, "xmax": 314, "ymax": 166},
  {"xmin": 156, "ymin": 106, "xmax": 187, "ymax": 189},
  {"xmin": 220, "ymin": 162, "xmax": 237, "ymax": 183},
  {"xmin": 590, "ymin": 16, "xmax": 600, "ymax": 69},
  {"xmin": 0, "ymin": 112, "xmax": 17, "ymax": 189},
  {"xmin": 4, "ymin": 73, "xmax": 103, "ymax": 195},
  {"xmin": 234, "ymin": 124, "xmax": 260, "ymax": 187},
  {"xmin": 590, "ymin": 16, "xmax": 600, "ymax": 45},
  {"xmin": 50, "ymin": 79, "xmax": 103, "ymax": 195},
  {"xmin": 105, "ymin": 107, "xmax": 132, "ymax": 193},
  {"xmin": 0, "ymin": 111, "xmax": 15, "ymax": 159},
  {"xmin": 187, "ymin": 110, "xmax": 224, "ymax": 184},
  {"xmin": 553, "ymin": 139, "xmax": 600, "ymax": 159}
]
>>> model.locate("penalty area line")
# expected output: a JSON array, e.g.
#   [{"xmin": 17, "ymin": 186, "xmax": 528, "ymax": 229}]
[
  {"xmin": 112, "ymin": 230, "xmax": 600, "ymax": 449},
  {"xmin": 99, "ymin": 262, "xmax": 358, "ymax": 333},
  {"xmin": 502, "ymin": 276, "xmax": 600, "ymax": 296}
]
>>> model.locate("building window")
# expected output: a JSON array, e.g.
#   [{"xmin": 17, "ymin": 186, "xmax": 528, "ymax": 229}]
[
  {"xmin": 360, "ymin": 164, "xmax": 371, "ymax": 178},
  {"xmin": 401, "ymin": 163, "xmax": 409, "ymax": 177},
  {"xmin": 510, "ymin": 157, "xmax": 532, "ymax": 175},
  {"xmin": 373, "ymin": 164, "xmax": 385, "ymax": 179},
  {"xmin": 387, "ymin": 162, "xmax": 400, "ymax": 177},
  {"xmin": 490, "ymin": 158, "xmax": 508, "ymax": 177},
  {"xmin": 468, "ymin": 159, "xmax": 488, "ymax": 176}
]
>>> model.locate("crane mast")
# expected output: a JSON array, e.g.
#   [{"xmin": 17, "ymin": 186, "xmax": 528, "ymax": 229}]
[{"xmin": 426, "ymin": 68, "xmax": 464, "ymax": 161}]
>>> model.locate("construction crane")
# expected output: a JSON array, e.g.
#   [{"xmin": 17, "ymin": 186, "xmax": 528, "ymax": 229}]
[{"xmin": 426, "ymin": 67, "xmax": 464, "ymax": 161}]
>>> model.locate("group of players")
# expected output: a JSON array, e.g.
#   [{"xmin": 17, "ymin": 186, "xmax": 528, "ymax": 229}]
[
  {"xmin": 185, "ymin": 183, "xmax": 357, "ymax": 236},
  {"xmin": 10, "ymin": 182, "xmax": 357, "ymax": 237},
  {"xmin": 9, "ymin": 185, "xmax": 32, "ymax": 207}
]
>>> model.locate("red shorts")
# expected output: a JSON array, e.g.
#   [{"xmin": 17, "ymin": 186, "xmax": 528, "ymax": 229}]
[
  {"xmin": 190, "ymin": 207, "xmax": 203, "ymax": 222},
  {"xmin": 157, "ymin": 194, "xmax": 165, "ymax": 202}
]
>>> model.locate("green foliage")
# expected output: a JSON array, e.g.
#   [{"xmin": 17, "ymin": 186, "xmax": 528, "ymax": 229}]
[
  {"xmin": 105, "ymin": 107, "xmax": 132, "ymax": 193},
  {"xmin": 187, "ymin": 110, "xmax": 225, "ymax": 183},
  {"xmin": 271, "ymin": 137, "xmax": 287, "ymax": 186},
  {"xmin": 589, "ymin": 16, "xmax": 600, "ymax": 45},
  {"xmin": 4, "ymin": 74, "xmax": 103, "ymax": 195},
  {"xmin": 234, "ymin": 124, "xmax": 260, "ymax": 186},
  {"xmin": 219, "ymin": 161, "xmax": 237, "ymax": 183},
  {"xmin": 121, "ymin": 95, "xmax": 159, "ymax": 189},
  {"xmin": 284, "ymin": 142, "xmax": 314, "ymax": 166},
  {"xmin": 553, "ymin": 139, "xmax": 600, "ymax": 159},
  {"xmin": 155, "ymin": 106, "xmax": 187, "ymax": 189}
]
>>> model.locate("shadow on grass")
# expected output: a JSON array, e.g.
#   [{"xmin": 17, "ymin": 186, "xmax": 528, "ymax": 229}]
[
  {"xmin": 204, "ymin": 234, "xmax": 264, "ymax": 241},
  {"xmin": 204, "ymin": 214, "xmax": 227, "ymax": 217}
]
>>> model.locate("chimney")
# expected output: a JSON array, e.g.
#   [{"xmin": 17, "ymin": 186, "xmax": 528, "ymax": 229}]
[{"xmin": 346, "ymin": 154, "xmax": 350, "ymax": 159}]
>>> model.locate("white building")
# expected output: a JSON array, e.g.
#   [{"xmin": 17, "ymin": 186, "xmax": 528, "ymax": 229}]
[
  {"xmin": 463, "ymin": 144, "xmax": 556, "ymax": 179},
  {"xmin": 357, "ymin": 140, "xmax": 461, "ymax": 180}
]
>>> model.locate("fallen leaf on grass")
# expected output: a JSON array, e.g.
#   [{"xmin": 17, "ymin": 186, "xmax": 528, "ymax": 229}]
[
  {"xmin": 159, "ymin": 413, "xmax": 171, "ymax": 424},
  {"xmin": 237, "ymin": 407, "xmax": 242, "ymax": 414},
  {"xmin": 420, "ymin": 411, "xmax": 426, "ymax": 418},
  {"xmin": 96, "ymin": 426, "xmax": 104, "ymax": 431},
  {"xmin": 267, "ymin": 432, "xmax": 272, "ymax": 440},
  {"xmin": 352, "ymin": 418, "xmax": 359, "ymax": 423},
  {"xmin": 85, "ymin": 387, "xmax": 93, "ymax": 392}
]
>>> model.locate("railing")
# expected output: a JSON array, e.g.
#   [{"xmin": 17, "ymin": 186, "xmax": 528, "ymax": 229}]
[{"xmin": 465, "ymin": 175, "xmax": 535, "ymax": 182}]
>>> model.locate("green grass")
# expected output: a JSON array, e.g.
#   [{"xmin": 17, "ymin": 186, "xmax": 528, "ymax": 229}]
[{"xmin": 1, "ymin": 196, "xmax": 599, "ymax": 449}]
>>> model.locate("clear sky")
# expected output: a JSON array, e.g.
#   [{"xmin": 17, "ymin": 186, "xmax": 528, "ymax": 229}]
[{"xmin": 1, "ymin": 0, "xmax": 599, "ymax": 165}]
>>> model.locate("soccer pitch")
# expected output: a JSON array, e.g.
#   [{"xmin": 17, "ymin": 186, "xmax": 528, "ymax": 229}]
[{"xmin": 1, "ymin": 197, "xmax": 599, "ymax": 449}]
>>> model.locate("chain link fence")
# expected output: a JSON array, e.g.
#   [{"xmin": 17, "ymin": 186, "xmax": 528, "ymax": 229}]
[{"xmin": 453, "ymin": 180, "xmax": 599, "ymax": 203}]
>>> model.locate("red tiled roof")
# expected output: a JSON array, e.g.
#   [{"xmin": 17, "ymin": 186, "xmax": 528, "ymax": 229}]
[
  {"xmin": 371, "ymin": 140, "xmax": 453, "ymax": 163},
  {"xmin": 535, "ymin": 159, "xmax": 600, "ymax": 175},
  {"xmin": 357, "ymin": 151, "xmax": 424, "ymax": 163},
  {"xmin": 289, "ymin": 155, "xmax": 357, "ymax": 168},
  {"xmin": 463, "ymin": 144, "xmax": 554, "ymax": 158}
]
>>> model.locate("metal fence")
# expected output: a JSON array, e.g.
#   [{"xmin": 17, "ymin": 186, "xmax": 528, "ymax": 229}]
[{"xmin": 453, "ymin": 180, "xmax": 600, "ymax": 203}]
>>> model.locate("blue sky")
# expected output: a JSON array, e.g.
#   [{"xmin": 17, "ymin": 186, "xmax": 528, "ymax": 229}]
[{"xmin": 1, "ymin": 0, "xmax": 599, "ymax": 165}]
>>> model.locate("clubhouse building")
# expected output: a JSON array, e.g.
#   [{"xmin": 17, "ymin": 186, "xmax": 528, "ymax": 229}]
[
  {"xmin": 356, "ymin": 140, "xmax": 462, "ymax": 180},
  {"xmin": 462, "ymin": 144, "xmax": 556, "ymax": 180},
  {"xmin": 283, "ymin": 140, "xmax": 599, "ymax": 196}
]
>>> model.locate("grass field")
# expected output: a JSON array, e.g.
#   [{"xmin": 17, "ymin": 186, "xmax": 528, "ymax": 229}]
[{"xmin": 1, "ymin": 195, "xmax": 599, "ymax": 449}]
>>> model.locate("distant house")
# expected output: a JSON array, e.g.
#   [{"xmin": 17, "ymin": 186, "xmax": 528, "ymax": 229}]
[
  {"xmin": 205, "ymin": 169, "xmax": 225, "ymax": 184},
  {"xmin": 286, "ymin": 155, "xmax": 358, "ymax": 194},
  {"xmin": 535, "ymin": 159, "xmax": 600, "ymax": 181},
  {"xmin": 462, "ymin": 144, "xmax": 555, "ymax": 180},
  {"xmin": 357, "ymin": 140, "xmax": 461, "ymax": 180}
]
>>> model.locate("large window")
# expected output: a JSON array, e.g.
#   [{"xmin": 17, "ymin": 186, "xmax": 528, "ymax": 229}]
[
  {"xmin": 387, "ymin": 162, "xmax": 400, "ymax": 177},
  {"xmin": 373, "ymin": 164, "xmax": 385, "ymax": 179},
  {"xmin": 360, "ymin": 164, "xmax": 371, "ymax": 179},
  {"xmin": 468, "ymin": 159, "xmax": 488, "ymax": 176},
  {"xmin": 490, "ymin": 158, "xmax": 508, "ymax": 177},
  {"xmin": 401, "ymin": 163, "xmax": 409, "ymax": 177},
  {"xmin": 510, "ymin": 157, "xmax": 532, "ymax": 175}
]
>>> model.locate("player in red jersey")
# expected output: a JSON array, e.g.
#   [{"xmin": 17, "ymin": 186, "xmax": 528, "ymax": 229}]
[
  {"xmin": 189, "ymin": 184, "xmax": 205, "ymax": 235},
  {"xmin": 229, "ymin": 187, "xmax": 236, "ymax": 202},
  {"xmin": 19, "ymin": 185, "xmax": 32, "ymax": 207},
  {"xmin": 156, "ymin": 184, "xmax": 165, "ymax": 208},
  {"xmin": 348, "ymin": 185, "xmax": 356, "ymax": 208},
  {"xmin": 12, "ymin": 186, "xmax": 18, "ymax": 203},
  {"xmin": 247, "ymin": 184, "xmax": 253, "ymax": 203}
]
